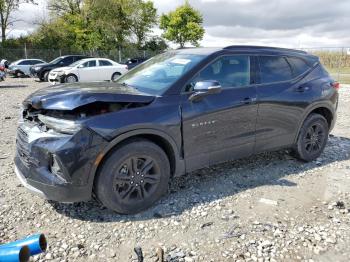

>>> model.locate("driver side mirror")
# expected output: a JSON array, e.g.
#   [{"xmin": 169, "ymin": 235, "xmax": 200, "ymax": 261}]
[{"xmin": 189, "ymin": 80, "xmax": 222, "ymax": 102}]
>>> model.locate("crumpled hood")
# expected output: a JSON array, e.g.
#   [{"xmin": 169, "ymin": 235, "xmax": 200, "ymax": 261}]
[{"xmin": 23, "ymin": 82, "xmax": 155, "ymax": 110}]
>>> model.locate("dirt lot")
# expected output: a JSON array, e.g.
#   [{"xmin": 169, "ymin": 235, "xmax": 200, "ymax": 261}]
[{"xmin": 0, "ymin": 78, "xmax": 349, "ymax": 262}]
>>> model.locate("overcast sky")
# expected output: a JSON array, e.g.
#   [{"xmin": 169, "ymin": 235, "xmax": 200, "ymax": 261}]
[{"xmin": 11, "ymin": 0, "xmax": 350, "ymax": 48}]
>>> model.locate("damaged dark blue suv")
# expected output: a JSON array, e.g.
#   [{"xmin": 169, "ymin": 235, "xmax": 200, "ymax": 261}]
[{"xmin": 15, "ymin": 46, "xmax": 339, "ymax": 214}]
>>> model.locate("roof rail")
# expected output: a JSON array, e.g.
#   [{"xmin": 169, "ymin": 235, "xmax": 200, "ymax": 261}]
[{"xmin": 223, "ymin": 45, "xmax": 307, "ymax": 54}]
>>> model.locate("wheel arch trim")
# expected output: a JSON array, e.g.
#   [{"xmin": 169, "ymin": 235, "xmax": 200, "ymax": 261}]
[
  {"xmin": 294, "ymin": 102, "xmax": 335, "ymax": 143},
  {"xmin": 88, "ymin": 128, "xmax": 185, "ymax": 193}
]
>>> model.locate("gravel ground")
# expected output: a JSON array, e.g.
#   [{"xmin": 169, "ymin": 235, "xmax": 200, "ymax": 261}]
[{"xmin": 0, "ymin": 77, "xmax": 350, "ymax": 262}]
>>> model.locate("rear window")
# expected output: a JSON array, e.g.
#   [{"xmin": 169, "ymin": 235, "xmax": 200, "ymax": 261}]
[
  {"xmin": 287, "ymin": 57, "xmax": 311, "ymax": 76},
  {"xmin": 259, "ymin": 56, "xmax": 293, "ymax": 84}
]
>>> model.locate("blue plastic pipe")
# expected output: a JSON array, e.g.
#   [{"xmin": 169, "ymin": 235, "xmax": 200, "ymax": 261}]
[
  {"xmin": 0, "ymin": 234, "xmax": 47, "ymax": 256},
  {"xmin": 0, "ymin": 245, "xmax": 30, "ymax": 262}
]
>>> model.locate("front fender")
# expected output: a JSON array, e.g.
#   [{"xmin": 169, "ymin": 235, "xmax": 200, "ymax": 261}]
[{"xmin": 86, "ymin": 128, "xmax": 186, "ymax": 193}]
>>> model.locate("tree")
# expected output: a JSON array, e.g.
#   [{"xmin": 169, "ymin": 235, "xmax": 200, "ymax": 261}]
[
  {"xmin": 48, "ymin": 0, "xmax": 83, "ymax": 16},
  {"xmin": 85, "ymin": 0, "xmax": 132, "ymax": 49},
  {"xmin": 144, "ymin": 36, "xmax": 168, "ymax": 52},
  {"xmin": 0, "ymin": 0, "xmax": 36, "ymax": 43},
  {"xmin": 129, "ymin": 0, "xmax": 157, "ymax": 48},
  {"xmin": 160, "ymin": 1, "xmax": 205, "ymax": 48}
]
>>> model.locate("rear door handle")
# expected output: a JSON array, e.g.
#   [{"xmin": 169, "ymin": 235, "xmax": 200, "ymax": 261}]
[
  {"xmin": 295, "ymin": 86, "xmax": 310, "ymax": 92},
  {"xmin": 241, "ymin": 97, "xmax": 257, "ymax": 104}
]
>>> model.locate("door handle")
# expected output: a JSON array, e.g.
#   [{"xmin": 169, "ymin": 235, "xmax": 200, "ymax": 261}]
[
  {"xmin": 241, "ymin": 97, "xmax": 257, "ymax": 104},
  {"xmin": 295, "ymin": 86, "xmax": 310, "ymax": 92}
]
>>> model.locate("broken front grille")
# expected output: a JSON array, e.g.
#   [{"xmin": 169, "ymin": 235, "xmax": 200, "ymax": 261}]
[{"xmin": 16, "ymin": 126, "xmax": 40, "ymax": 170}]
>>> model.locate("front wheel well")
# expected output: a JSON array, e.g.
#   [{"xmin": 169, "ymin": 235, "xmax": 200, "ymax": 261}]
[
  {"xmin": 97, "ymin": 134, "xmax": 177, "ymax": 178},
  {"xmin": 308, "ymin": 107, "xmax": 333, "ymax": 128}
]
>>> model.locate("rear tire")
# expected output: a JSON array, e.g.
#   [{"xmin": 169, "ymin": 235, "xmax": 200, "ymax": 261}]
[
  {"xmin": 294, "ymin": 113, "xmax": 329, "ymax": 162},
  {"xmin": 111, "ymin": 72, "xmax": 121, "ymax": 82},
  {"xmin": 95, "ymin": 139, "xmax": 170, "ymax": 214}
]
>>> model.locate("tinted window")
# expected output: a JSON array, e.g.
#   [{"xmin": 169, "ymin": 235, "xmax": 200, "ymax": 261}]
[
  {"xmin": 18, "ymin": 60, "xmax": 29, "ymax": 65},
  {"xmin": 288, "ymin": 57, "xmax": 310, "ymax": 76},
  {"xmin": 81, "ymin": 60, "xmax": 97, "ymax": 67},
  {"xmin": 61, "ymin": 56, "xmax": 74, "ymax": 65},
  {"xmin": 31, "ymin": 60, "xmax": 43, "ymax": 65},
  {"xmin": 190, "ymin": 55, "xmax": 250, "ymax": 90},
  {"xmin": 259, "ymin": 56, "xmax": 293, "ymax": 83},
  {"xmin": 99, "ymin": 60, "xmax": 113, "ymax": 66}
]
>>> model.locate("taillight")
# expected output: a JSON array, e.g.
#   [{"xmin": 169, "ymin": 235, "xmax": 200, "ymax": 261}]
[
  {"xmin": 0, "ymin": 66, "xmax": 5, "ymax": 71},
  {"xmin": 332, "ymin": 82, "xmax": 340, "ymax": 90}
]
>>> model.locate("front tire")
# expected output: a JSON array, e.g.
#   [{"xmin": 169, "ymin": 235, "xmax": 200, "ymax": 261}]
[
  {"xmin": 43, "ymin": 71, "xmax": 50, "ymax": 82},
  {"xmin": 65, "ymin": 74, "xmax": 78, "ymax": 83},
  {"xmin": 294, "ymin": 113, "xmax": 329, "ymax": 162},
  {"xmin": 95, "ymin": 140, "xmax": 170, "ymax": 214}
]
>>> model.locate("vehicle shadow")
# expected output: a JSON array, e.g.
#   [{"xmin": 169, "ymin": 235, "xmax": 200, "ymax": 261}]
[
  {"xmin": 0, "ymin": 84, "xmax": 27, "ymax": 88},
  {"xmin": 50, "ymin": 134, "xmax": 350, "ymax": 222}
]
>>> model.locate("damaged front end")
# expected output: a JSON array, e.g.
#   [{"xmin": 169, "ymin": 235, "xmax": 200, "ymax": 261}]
[{"xmin": 15, "ymin": 83, "xmax": 155, "ymax": 202}]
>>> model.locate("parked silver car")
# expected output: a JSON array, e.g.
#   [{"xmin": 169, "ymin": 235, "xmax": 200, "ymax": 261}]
[{"xmin": 8, "ymin": 59, "xmax": 46, "ymax": 77}]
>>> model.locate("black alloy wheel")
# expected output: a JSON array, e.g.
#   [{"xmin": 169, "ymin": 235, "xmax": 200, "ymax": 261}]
[
  {"xmin": 95, "ymin": 139, "xmax": 170, "ymax": 214},
  {"xmin": 114, "ymin": 155, "xmax": 161, "ymax": 203},
  {"xmin": 294, "ymin": 113, "xmax": 329, "ymax": 162}
]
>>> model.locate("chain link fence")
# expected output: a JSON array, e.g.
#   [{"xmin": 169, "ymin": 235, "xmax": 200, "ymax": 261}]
[
  {"xmin": 0, "ymin": 47, "xmax": 161, "ymax": 64},
  {"xmin": 1, "ymin": 46, "xmax": 350, "ymax": 84}
]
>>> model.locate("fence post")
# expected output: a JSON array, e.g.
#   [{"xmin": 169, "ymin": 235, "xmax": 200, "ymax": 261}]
[
  {"xmin": 143, "ymin": 50, "xmax": 146, "ymax": 58},
  {"xmin": 24, "ymin": 43, "xmax": 27, "ymax": 59},
  {"xmin": 337, "ymin": 48, "xmax": 343, "ymax": 82},
  {"xmin": 118, "ymin": 49, "xmax": 121, "ymax": 63}
]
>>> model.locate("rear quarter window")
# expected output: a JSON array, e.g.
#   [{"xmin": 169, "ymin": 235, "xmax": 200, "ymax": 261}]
[
  {"xmin": 287, "ymin": 57, "xmax": 311, "ymax": 77},
  {"xmin": 259, "ymin": 56, "xmax": 293, "ymax": 84}
]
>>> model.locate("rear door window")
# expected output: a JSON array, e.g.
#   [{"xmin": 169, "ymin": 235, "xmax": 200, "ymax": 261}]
[
  {"xmin": 259, "ymin": 56, "xmax": 293, "ymax": 83},
  {"xmin": 287, "ymin": 57, "xmax": 311, "ymax": 77}
]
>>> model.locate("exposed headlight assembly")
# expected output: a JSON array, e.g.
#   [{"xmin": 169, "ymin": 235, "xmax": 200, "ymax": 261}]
[{"xmin": 38, "ymin": 114, "xmax": 82, "ymax": 134}]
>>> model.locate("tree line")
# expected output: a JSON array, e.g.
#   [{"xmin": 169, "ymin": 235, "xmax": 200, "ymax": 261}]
[{"xmin": 1, "ymin": 0, "xmax": 205, "ymax": 53}]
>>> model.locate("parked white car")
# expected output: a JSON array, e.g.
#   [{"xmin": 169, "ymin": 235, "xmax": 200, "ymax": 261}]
[
  {"xmin": 48, "ymin": 58, "xmax": 128, "ymax": 83},
  {"xmin": 8, "ymin": 59, "xmax": 46, "ymax": 77}
]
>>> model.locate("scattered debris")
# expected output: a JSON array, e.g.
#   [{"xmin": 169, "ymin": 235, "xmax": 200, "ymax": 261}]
[
  {"xmin": 156, "ymin": 246, "xmax": 164, "ymax": 262},
  {"xmin": 259, "ymin": 198, "xmax": 278, "ymax": 206},
  {"xmin": 134, "ymin": 246, "xmax": 143, "ymax": 262},
  {"xmin": 200, "ymin": 222, "xmax": 213, "ymax": 229}
]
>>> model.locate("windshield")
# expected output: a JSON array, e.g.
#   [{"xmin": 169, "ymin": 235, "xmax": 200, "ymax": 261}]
[
  {"xmin": 116, "ymin": 52, "xmax": 205, "ymax": 95},
  {"xmin": 49, "ymin": 57, "xmax": 63, "ymax": 64},
  {"xmin": 69, "ymin": 60, "xmax": 84, "ymax": 67}
]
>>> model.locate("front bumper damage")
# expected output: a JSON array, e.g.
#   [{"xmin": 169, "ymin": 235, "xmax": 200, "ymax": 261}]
[
  {"xmin": 14, "ymin": 123, "xmax": 108, "ymax": 202},
  {"xmin": 48, "ymin": 71, "xmax": 65, "ymax": 84}
]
